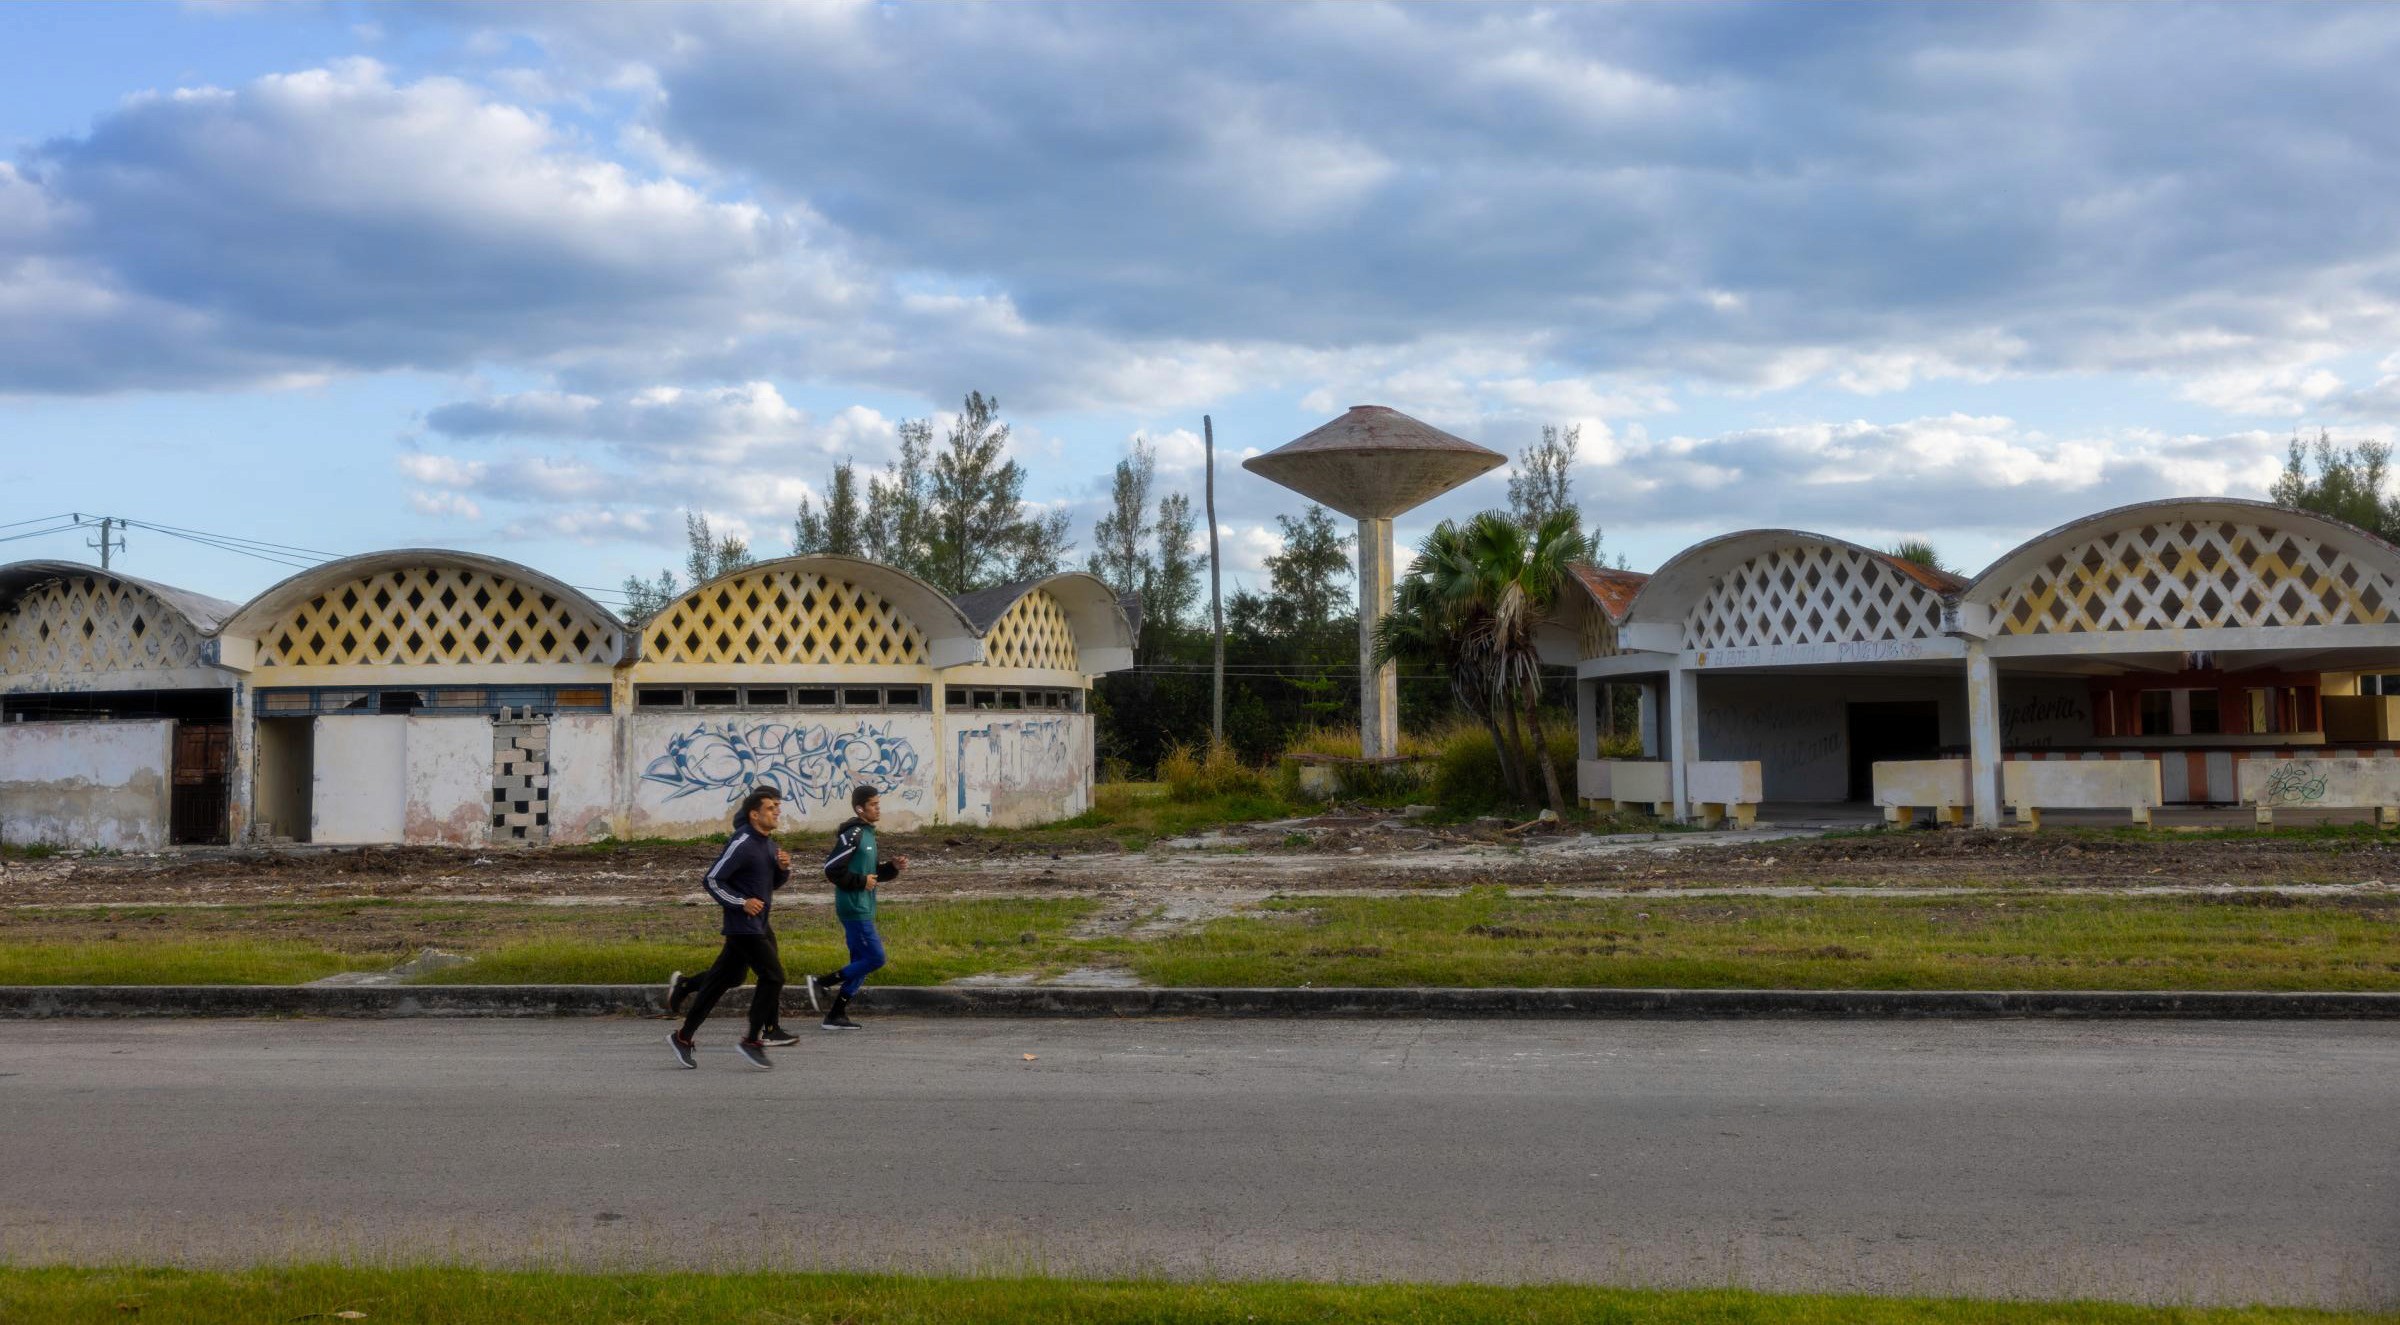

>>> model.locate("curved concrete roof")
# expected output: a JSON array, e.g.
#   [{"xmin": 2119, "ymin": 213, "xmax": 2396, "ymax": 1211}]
[
  {"xmin": 663, "ymin": 555, "xmax": 983, "ymax": 668},
  {"xmin": 953, "ymin": 571, "xmax": 1138, "ymax": 674},
  {"xmin": 1958, "ymin": 496, "xmax": 2400, "ymax": 605},
  {"xmin": 0, "ymin": 560, "xmax": 240, "ymax": 634},
  {"xmin": 218, "ymin": 549, "xmax": 629, "ymax": 655},
  {"xmin": 1623, "ymin": 528, "xmax": 1965, "ymax": 626}
]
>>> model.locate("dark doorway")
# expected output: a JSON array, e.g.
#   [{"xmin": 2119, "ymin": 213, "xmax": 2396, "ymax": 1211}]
[
  {"xmin": 1847, "ymin": 701, "xmax": 1941, "ymax": 801},
  {"xmin": 170, "ymin": 721, "xmax": 230, "ymax": 845}
]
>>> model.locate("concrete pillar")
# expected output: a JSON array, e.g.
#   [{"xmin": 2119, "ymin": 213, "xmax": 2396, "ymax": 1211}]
[
  {"xmin": 1966, "ymin": 640, "xmax": 2004, "ymax": 828},
  {"xmin": 1357, "ymin": 515, "xmax": 1398, "ymax": 758},
  {"xmin": 1576, "ymin": 678, "xmax": 1599, "ymax": 761},
  {"xmin": 1638, "ymin": 680, "xmax": 1661, "ymax": 757},
  {"xmin": 608, "ymin": 667, "xmax": 636, "ymax": 840},
  {"xmin": 226, "ymin": 679, "xmax": 255, "ymax": 844},
  {"xmin": 1669, "ymin": 665, "xmax": 1700, "ymax": 822},
  {"xmin": 929, "ymin": 674, "xmax": 951, "ymax": 827}
]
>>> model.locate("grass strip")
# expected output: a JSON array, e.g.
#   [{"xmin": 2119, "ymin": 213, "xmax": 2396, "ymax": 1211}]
[
  {"xmin": 1, "ymin": 1266, "xmax": 2381, "ymax": 1325},
  {"xmin": 0, "ymin": 938, "xmax": 385, "ymax": 986},
  {"xmin": 408, "ymin": 898, "xmax": 1094, "ymax": 985},
  {"xmin": 1121, "ymin": 887, "xmax": 2400, "ymax": 992}
]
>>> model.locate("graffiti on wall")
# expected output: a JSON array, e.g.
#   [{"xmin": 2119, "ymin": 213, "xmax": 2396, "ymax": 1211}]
[
  {"xmin": 2260, "ymin": 761, "xmax": 2329, "ymax": 807},
  {"xmin": 641, "ymin": 720, "xmax": 922, "ymax": 808},
  {"xmin": 954, "ymin": 718, "xmax": 1080, "ymax": 821}
]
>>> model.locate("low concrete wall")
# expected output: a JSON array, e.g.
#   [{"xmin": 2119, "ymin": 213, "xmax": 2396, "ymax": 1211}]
[
  {"xmin": 1686, "ymin": 761, "xmax": 1761, "ymax": 805},
  {"xmin": 2002, "ymin": 758, "xmax": 2161, "ymax": 825},
  {"xmin": 1579, "ymin": 759, "xmax": 1669, "ymax": 805},
  {"xmin": 1873, "ymin": 759, "xmax": 1972, "ymax": 824},
  {"xmin": 2239, "ymin": 756, "xmax": 2400, "ymax": 822},
  {"xmin": 5, "ymin": 984, "xmax": 2396, "ymax": 1020},
  {"xmin": 0, "ymin": 719, "xmax": 174, "ymax": 850}
]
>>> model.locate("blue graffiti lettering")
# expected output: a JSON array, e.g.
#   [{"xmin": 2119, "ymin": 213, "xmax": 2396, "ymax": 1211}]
[{"xmin": 641, "ymin": 720, "xmax": 921, "ymax": 808}]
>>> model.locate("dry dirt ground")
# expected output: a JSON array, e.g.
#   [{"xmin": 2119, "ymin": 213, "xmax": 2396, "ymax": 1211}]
[{"xmin": 9, "ymin": 811, "xmax": 2400, "ymax": 912}]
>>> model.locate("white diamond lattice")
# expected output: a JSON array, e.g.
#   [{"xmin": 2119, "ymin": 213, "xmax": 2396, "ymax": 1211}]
[
  {"xmin": 983, "ymin": 590, "xmax": 1078, "ymax": 671},
  {"xmin": 0, "ymin": 574, "xmax": 206, "ymax": 677},
  {"xmin": 644, "ymin": 568, "xmax": 927, "ymax": 665},
  {"xmin": 1990, "ymin": 519, "xmax": 2398, "ymax": 634},
  {"xmin": 1684, "ymin": 545, "xmax": 1946, "ymax": 650},
  {"xmin": 256, "ymin": 567, "xmax": 618, "ymax": 667}
]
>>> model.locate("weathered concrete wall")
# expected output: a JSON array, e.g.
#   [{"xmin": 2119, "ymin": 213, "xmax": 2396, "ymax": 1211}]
[
  {"xmin": 0, "ymin": 719, "xmax": 173, "ymax": 850},
  {"xmin": 2002, "ymin": 759, "xmax": 2162, "ymax": 812},
  {"xmin": 312, "ymin": 716, "xmax": 406, "ymax": 845},
  {"xmin": 1998, "ymin": 677, "xmax": 2093, "ymax": 750},
  {"xmin": 403, "ymin": 716, "xmax": 492, "ymax": 847},
  {"xmin": 546, "ymin": 714, "xmax": 617, "ymax": 843},
  {"xmin": 1696, "ymin": 674, "xmax": 1965, "ymax": 801},
  {"xmin": 1686, "ymin": 761, "xmax": 1762, "ymax": 805},
  {"xmin": 1580, "ymin": 759, "xmax": 1669, "ymax": 804},
  {"xmin": 628, "ymin": 710, "xmax": 939, "ymax": 835},
  {"xmin": 2238, "ymin": 756, "xmax": 2400, "ymax": 811},
  {"xmin": 1873, "ymin": 759, "xmax": 1972, "ymax": 810},
  {"xmin": 951, "ymin": 713, "xmax": 1091, "ymax": 827},
  {"xmin": 251, "ymin": 718, "xmax": 313, "ymax": 842}
]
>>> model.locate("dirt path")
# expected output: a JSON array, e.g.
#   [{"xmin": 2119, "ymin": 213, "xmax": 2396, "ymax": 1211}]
[{"xmin": 9, "ymin": 810, "xmax": 2400, "ymax": 909}]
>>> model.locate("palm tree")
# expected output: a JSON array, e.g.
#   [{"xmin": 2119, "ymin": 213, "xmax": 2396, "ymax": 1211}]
[{"xmin": 1376, "ymin": 510, "xmax": 1593, "ymax": 815}]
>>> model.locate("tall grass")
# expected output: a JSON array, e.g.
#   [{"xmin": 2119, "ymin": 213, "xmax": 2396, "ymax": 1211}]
[
  {"xmin": 1159, "ymin": 740, "xmax": 1269, "ymax": 802},
  {"xmin": 1427, "ymin": 714, "xmax": 1580, "ymax": 815},
  {"xmin": 0, "ymin": 939, "xmax": 383, "ymax": 986}
]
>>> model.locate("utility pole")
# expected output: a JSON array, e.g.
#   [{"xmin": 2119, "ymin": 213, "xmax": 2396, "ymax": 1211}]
[
  {"xmin": 1205, "ymin": 415, "xmax": 1224, "ymax": 748},
  {"xmin": 77, "ymin": 514, "xmax": 124, "ymax": 571}
]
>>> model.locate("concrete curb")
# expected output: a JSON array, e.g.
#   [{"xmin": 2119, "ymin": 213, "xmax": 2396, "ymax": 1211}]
[{"xmin": 4, "ymin": 985, "xmax": 2398, "ymax": 1019}]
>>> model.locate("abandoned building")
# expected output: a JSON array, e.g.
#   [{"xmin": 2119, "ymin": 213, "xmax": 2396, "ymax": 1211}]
[
  {"xmin": 0, "ymin": 550, "xmax": 1132, "ymax": 849},
  {"xmin": 1569, "ymin": 498, "xmax": 2400, "ymax": 826}
]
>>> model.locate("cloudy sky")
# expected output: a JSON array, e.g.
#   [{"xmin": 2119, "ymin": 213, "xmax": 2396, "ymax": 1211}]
[{"xmin": 8, "ymin": 1, "xmax": 2400, "ymax": 608}]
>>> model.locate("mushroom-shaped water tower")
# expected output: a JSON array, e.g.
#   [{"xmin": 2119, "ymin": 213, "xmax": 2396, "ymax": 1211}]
[{"xmin": 1244, "ymin": 406, "xmax": 1505, "ymax": 758}]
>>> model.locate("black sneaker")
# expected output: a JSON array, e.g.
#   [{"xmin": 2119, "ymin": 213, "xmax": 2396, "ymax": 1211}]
[
  {"xmin": 757, "ymin": 1027, "xmax": 800, "ymax": 1048},
  {"xmin": 667, "ymin": 1031, "xmax": 697, "ymax": 1070},
  {"xmin": 821, "ymin": 1012, "xmax": 861, "ymax": 1031},
  {"xmin": 665, "ymin": 970, "xmax": 691, "ymax": 1016},
  {"xmin": 735, "ymin": 1038, "xmax": 773, "ymax": 1069}
]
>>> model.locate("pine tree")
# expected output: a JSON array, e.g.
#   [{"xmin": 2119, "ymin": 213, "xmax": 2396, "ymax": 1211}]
[
  {"xmin": 1089, "ymin": 438, "xmax": 1156, "ymax": 600},
  {"xmin": 2271, "ymin": 428, "xmax": 2400, "ymax": 538},
  {"xmin": 1149, "ymin": 490, "xmax": 1201, "ymax": 637},
  {"xmin": 1508, "ymin": 423, "xmax": 1611, "ymax": 564},
  {"xmin": 793, "ymin": 460, "xmax": 867, "ymax": 556},
  {"xmin": 618, "ymin": 512, "xmax": 757, "ymax": 624},
  {"xmin": 866, "ymin": 418, "xmax": 938, "ymax": 580},
  {"xmin": 924, "ymin": 392, "xmax": 1074, "ymax": 592},
  {"xmin": 1264, "ymin": 504, "xmax": 1353, "ymax": 650}
]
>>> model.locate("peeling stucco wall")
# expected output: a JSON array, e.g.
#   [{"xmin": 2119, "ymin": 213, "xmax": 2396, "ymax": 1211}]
[
  {"xmin": 402, "ymin": 716, "xmax": 493, "ymax": 848},
  {"xmin": 0, "ymin": 719, "xmax": 174, "ymax": 850},
  {"xmin": 546, "ymin": 714, "xmax": 617, "ymax": 843},
  {"xmin": 627, "ymin": 711, "xmax": 939, "ymax": 835},
  {"xmin": 952, "ymin": 713, "xmax": 1090, "ymax": 827}
]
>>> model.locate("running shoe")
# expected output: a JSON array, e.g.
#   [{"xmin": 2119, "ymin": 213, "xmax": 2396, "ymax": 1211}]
[
  {"xmin": 667, "ymin": 1031, "xmax": 697, "ymax": 1069},
  {"xmin": 735, "ymin": 1038, "xmax": 773, "ymax": 1069},
  {"xmin": 821, "ymin": 1012, "xmax": 861, "ymax": 1031},
  {"xmin": 803, "ymin": 974, "xmax": 823, "ymax": 1011},
  {"xmin": 757, "ymin": 1027, "xmax": 800, "ymax": 1048},
  {"xmin": 665, "ymin": 970, "xmax": 691, "ymax": 1015}
]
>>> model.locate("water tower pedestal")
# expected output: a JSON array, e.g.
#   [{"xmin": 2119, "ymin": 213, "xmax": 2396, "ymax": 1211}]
[{"xmin": 1244, "ymin": 407, "xmax": 1505, "ymax": 760}]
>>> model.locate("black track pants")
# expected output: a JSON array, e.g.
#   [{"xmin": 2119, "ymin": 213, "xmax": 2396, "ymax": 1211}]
[{"xmin": 678, "ymin": 931, "xmax": 785, "ymax": 1038}]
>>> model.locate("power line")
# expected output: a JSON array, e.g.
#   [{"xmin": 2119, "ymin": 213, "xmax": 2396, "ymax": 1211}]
[{"xmin": 0, "ymin": 512, "xmax": 75, "ymax": 533}]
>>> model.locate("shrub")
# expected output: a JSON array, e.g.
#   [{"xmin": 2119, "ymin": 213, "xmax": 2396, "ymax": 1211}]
[
  {"xmin": 1160, "ymin": 741, "xmax": 1269, "ymax": 802},
  {"xmin": 1093, "ymin": 782, "xmax": 1137, "ymax": 816},
  {"xmin": 1429, "ymin": 714, "xmax": 1579, "ymax": 815}
]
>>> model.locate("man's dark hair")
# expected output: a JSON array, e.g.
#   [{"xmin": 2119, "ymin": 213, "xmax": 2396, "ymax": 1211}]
[
  {"xmin": 739, "ymin": 786, "xmax": 782, "ymax": 819},
  {"xmin": 851, "ymin": 785, "xmax": 879, "ymax": 811}
]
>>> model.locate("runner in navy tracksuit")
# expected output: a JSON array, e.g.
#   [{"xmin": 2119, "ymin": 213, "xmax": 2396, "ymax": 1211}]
[{"xmin": 664, "ymin": 786, "xmax": 793, "ymax": 1069}]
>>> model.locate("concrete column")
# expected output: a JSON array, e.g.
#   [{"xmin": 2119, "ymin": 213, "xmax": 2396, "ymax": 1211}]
[
  {"xmin": 1966, "ymin": 640, "xmax": 2004, "ymax": 828},
  {"xmin": 1669, "ymin": 665, "xmax": 1700, "ymax": 822},
  {"xmin": 226, "ymin": 679, "xmax": 255, "ymax": 844},
  {"xmin": 1637, "ymin": 681, "xmax": 1661, "ymax": 756},
  {"xmin": 1576, "ymin": 678, "xmax": 1599, "ymax": 761},
  {"xmin": 608, "ymin": 667, "xmax": 636, "ymax": 840},
  {"xmin": 1356, "ymin": 516, "xmax": 1398, "ymax": 758},
  {"xmin": 929, "ymin": 674, "xmax": 950, "ymax": 827}
]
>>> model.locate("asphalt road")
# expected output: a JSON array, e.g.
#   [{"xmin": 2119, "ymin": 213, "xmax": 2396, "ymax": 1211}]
[{"xmin": 1, "ymin": 1017, "xmax": 2392, "ymax": 1307}]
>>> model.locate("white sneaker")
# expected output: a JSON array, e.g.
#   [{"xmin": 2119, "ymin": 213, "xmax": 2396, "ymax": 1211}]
[{"xmin": 804, "ymin": 974, "xmax": 822, "ymax": 1011}]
